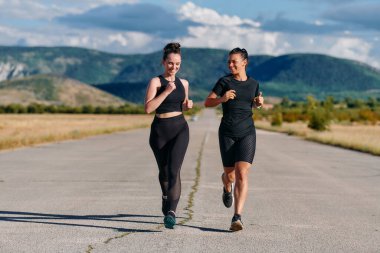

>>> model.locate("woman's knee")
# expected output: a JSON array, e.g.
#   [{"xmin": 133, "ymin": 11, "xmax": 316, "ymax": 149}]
[
  {"xmin": 235, "ymin": 163, "xmax": 250, "ymax": 181},
  {"xmin": 224, "ymin": 167, "xmax": 235, "ymax": 182}
]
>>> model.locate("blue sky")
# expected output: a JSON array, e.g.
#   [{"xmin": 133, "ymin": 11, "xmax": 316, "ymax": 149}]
[{"xmin": 0, "ymin": 0, "xmax": 379, "ymax": 68}]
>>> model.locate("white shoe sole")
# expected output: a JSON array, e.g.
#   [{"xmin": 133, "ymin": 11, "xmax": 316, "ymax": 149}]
[{"xmin": 230, "ymin": 220, "xmax": 243, "ymax": 231}]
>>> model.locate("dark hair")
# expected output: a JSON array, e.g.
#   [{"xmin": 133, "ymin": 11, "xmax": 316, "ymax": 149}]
[
  {"xmin": 229, "ymin": 47, "xmax": 248, "ymax": 61},
  {"xmin": 163, "ymin": 42, "xmax": 181, "ymax": 60}
]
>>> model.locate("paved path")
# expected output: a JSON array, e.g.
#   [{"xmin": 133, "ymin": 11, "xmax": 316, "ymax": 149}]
[{"xmin": 0, "ymin": 109, "xmax": 379, "ymax": 252}]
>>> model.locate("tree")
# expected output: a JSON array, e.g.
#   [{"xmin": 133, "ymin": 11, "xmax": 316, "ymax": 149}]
[
  {"xmin": 271, "ymin": 111, "xmax": 283, "ymax": 126},
  {"xmin": 308, "ymin": 108, "xmax": 330, "ymax": 131}
]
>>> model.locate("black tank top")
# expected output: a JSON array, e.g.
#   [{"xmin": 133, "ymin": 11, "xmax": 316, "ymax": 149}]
[{"xmin": 155, "ymin": 75, "xmax": 185, "ymax": 114}]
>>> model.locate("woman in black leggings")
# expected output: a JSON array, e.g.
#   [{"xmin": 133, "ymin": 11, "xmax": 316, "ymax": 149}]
[
  {"xmin": 144, "ymin": 42, "xmax": 193, "ymax": 229},
  {"xmin": 204, "ymin": 48, "xmax": 264, "ymax": 231}
]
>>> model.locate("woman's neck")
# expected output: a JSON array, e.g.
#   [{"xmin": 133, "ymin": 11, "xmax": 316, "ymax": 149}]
[
  {"xmin": 163, "ymin": 73, "xmax": 176, "ymax": 82},
  {"xmin": 233, "ymin": 72, "xmax": 247, "ymax": 81}
]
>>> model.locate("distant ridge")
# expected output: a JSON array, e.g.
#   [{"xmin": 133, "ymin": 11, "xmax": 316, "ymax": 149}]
[
  {"xmin": 0, "ymin": 74, "xmax": 126, "ymax": 106},
  {"xmin": 1, "ymin": 46, "xmax": 380, "ymax": 103}
]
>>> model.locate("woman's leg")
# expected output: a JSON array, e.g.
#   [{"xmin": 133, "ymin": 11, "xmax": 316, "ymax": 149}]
[
  {"xmin": 166, "ymin": 123, "xmax": 189, "ymax": 212},
  {"xmin": 230, "ymin": 132, "xmax": 255, "ymax": 231},
  {"xmin": 149, "ymin": 125, "xmax": 170, "ymax": 198},
  {"xmin": 233, "ymin": 132, "xmax": 256, "ymax": 215},
  {"xmin": 219, "ymin": 132, "xmax": 237, "ymax": 207},
  {"xmin": 233, "ymin": 161, "xmax": 250, "ymax": 215},
  {"xmin": 222, "ymin": 167, "xmax": 235, "ymax": 192}
]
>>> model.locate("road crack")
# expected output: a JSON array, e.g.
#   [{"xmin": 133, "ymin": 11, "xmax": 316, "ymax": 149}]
[{"xmin": 85, "ymin": 133, "xmax": 207, "ymax": 252}]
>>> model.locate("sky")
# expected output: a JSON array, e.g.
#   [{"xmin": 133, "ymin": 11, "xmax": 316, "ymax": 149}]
[{"xmin": 0, "ymin": 0, "xmax": 379, "ymax": 68}]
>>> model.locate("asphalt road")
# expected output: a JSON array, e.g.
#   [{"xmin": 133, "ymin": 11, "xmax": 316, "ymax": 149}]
[{"xmin": 0, "ymin": 109, "xmax": 379, "ymax": 253}]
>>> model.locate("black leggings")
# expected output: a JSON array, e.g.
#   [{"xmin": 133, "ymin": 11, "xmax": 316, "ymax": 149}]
[
  {"xmin": 149, "ymin": 114, "xmax": 189, "ymax": 213},
  {"xmin": 218, "ymin": 129, "xmax": 256, "ymax": 167}
]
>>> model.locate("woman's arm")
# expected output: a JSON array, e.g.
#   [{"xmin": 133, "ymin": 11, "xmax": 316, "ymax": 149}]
[
  {"xmin": 144, "ymin": 77, "xmax": 175, "ymax": 114},
  {"xmin": 181, "ymin": 79, "xmax": 193, "ymax": 111},
  {"xmin": 204, "ymin": 90, "xmax": 236, "ymax": 107},
  {"xmin": 253, "ymin": 92, "xmax": 264, "ymax": 108}
]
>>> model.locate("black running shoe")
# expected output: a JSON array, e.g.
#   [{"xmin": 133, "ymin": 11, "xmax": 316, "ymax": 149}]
[
  {"xmin": 222, "ymin": 183, "xmax": 233, "ymax": 208},
  {"xmin": 230, "ymin": 214, "xmax": 243, "ymax": 231},
  {"xmin": 164, "ymin": 211, "xmax": 176, "ymax": 229}
]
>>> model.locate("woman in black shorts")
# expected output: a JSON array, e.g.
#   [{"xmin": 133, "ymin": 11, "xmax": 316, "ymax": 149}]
[
  {"xmin": 144, "ymin": 42, "xmax": 193, "ymax": 229},
  {"xmin": 204, "ymin": 47, "xmax": 264, "ymax": 231}
]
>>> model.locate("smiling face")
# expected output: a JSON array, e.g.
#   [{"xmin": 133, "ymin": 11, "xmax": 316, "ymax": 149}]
[
  {"xmin": 163, "ymin": 53, "xmax": 181, "ymax": 76},
  {"xmin": 228, "ymin": 53, "xmax": 247, "ymax": 75}
]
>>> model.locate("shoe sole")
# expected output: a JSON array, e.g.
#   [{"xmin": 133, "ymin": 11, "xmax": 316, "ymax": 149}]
[
  {"xmin": 230, "ymin": 220, "xmax": 243, "ymax": 231},
  {"xmin": 164, "ymin": 216, "xmax": 176, "ymax": 229}
]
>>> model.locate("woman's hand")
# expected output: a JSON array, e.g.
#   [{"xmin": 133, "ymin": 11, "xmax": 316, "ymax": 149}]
[
  {"xmin": 253, "ymin": 92, "xmax": 264, "ymax": 107},
  {"xmin": 165, "ymin": 81, "xmax": 176, "ymax": 94},
  {"xmin": 221, "ymin": 90, "xmax": 236, "ymax": 102},
  {"xmin": 183, "ymin": 98, "xmax": 193, "ymax": 110}
]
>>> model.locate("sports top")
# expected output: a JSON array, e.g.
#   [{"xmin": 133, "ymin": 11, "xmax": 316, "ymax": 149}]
[
  {"xmin": 155, "ymin": 75, "xmax": 185, "ymax": 114},
  {"xmin": 212, "ymin": 74, "xmax": 260, "ymax": 137}
]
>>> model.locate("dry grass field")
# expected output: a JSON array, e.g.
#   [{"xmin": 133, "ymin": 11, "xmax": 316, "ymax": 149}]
[
  {"xmin": 255, "ymin": 120, "xmax": 380, "ymax": 156},
  {"xmin": 2, "ymin": 113, "xmax": 379, "ymax": 156},
  {"xmin": 0, "ymin": 114, "xmax": 153, "ymax": 151}
]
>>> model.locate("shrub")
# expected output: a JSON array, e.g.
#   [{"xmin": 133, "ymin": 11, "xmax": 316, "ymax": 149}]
[
  {"xmin": 358, "ymin": 109, "xmax": 377, "ymax": 124},
  {"xmin": 308, "ymin": 108, "xmax": 330, "ymax": 131},
  {"xmin": 271, "ymin": 112, "xmax": 283, "ymax": 126}
]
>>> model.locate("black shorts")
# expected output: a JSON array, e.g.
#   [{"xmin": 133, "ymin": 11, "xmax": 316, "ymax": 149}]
[{"xmin": 218, "ymin": 129, "xmax": 256, "ymax": 167}]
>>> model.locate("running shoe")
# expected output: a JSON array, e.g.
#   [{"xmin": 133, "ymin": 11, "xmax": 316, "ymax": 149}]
[
  {"xmin": 222, "ymin": 174, "xmax": 233, "ymax": 208},
  {"xmin": 229, "ymin": 214, "xmax": 243, "ymax": 231},
  {"xmin": 164, "ymin": 211, "xmax": 176, "ymax": 229}
]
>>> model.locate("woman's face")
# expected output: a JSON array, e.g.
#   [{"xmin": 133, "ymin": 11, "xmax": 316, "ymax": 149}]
[
  {"xmin": 228, "ymin": 53, "xmax": 247, "ymax": 75},
  {"xmin": 163, "ymin": 53, "xmax": 181, "ymax": 75}
]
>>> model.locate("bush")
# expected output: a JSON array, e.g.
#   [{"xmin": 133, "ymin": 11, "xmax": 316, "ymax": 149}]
[
  {"xmin": 358, "ymin": 109, "xmax": 377, "ymax": 124},
  {"xmin": 27, "ymin": 103, "xmax": 45, "ymax": 113},
  {"xmin": 5, "ymin": 104, "xmax": 26, "ymax": 113},
  {"xmin": 271, "ymin": 112, "xmax": 283, "ymax": 126},
  {"xmin": 82, "ymin": 105, "xmax": 95, "ymax": 114},
  {"xmin": 308, "ymin": 108, "xmax": 330, "ymax": 131}
]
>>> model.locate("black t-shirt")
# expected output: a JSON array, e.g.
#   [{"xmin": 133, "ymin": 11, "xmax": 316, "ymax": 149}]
[{"xmin": 212, "ymin": 74, "xmax": 260, "ymax": 137}]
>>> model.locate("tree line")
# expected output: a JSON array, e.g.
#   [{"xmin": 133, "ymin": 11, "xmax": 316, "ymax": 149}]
[
  {"xmin": 0, "ymin": 103, "xmax": 202, "ymax": 116},
  {"xmin": 254, "ymin": 96, "xmax": 380, "ymax": 131}
]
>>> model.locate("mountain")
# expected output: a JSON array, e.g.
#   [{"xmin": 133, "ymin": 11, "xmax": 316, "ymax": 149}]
[
  {"xmin": 0, "ymin": 74, "xmax": 126, "ymax": 106},
  {"xmin": 0, "ymin": 46, "xmax": 135, "ymax": 84},
  {"xmin": 1, "ymin": 46, "xmax": 380, "ymax": 103},
  {"xmin": 248, "ymin": 54, "xmax": 380, "ymax": 100}
]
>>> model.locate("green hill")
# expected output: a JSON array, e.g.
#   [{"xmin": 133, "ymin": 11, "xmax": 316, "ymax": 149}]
[
  {"xmin": 249, "ymin": 54, "xmax": 380, "ymax": 100},
  {"xmin": 1, "ymin": 46, "xmax": 380, "ymax": 103},
  {"xmin": 0, "ymin": 74, "xmax": 126, "ymax": 106},
  {"xmin": 0, "ymin": 46, "xmax": 135, "ymax": 84}
]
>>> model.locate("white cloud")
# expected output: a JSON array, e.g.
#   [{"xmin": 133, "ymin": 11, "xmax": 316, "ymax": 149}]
[
  {"xmin": 109, "ymin": 34, "xmax": 129, "ymax": 47},
  {"xmin": 0, "ymin": 0, "xmax": 139, "ymax": 20},
  {"xmin": 328, "ymin": 37, "xmax": 376, "ymax": 65},
  {"xmin": 178, "ymin": 25, "xmax": 285, "ymax": 55},
  {"xmin": 75, "ymin": 0, "xmax": 139, "ymax": 9},
  {"xmin": 0, "ymin": 1, "xmax": 379, "ymax": 69},
  {"xmin": 175, "ymin": 2, "xmax": 380, "ymax": 68},
  {"xmin": 179, "ymin": 2, "xmax": 260, "ymax": 27},
  {"xmin": 0, "ymin": 23, "xmax": 154, "ymax": 54},
  {"xmin": 108, "ymin": 32, "xmax": 154, "ymax": 50}
]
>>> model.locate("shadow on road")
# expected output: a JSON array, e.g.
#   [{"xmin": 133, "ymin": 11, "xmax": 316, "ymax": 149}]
[
  {"xmin": 181, "ymin": 224, "xmax": 232, "ymax": 233},
  {"xmin": 0, "ymin": 211, "xmax": 232, "ymax": 233},
  {"xmin": 0, "ymin": 211, "xmax": 161, "ymax": 233}
]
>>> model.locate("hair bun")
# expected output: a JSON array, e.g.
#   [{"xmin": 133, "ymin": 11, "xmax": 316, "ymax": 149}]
[{"xmin": 163, "ymin": 42, "xmax": 181, "ymax": 60}]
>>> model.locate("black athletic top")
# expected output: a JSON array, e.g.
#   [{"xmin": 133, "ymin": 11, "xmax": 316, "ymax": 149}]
[
  {"xmin": 155, "ymin": 75, "xmax": 185, "ymax": 114},
  {"xmin": 212, "ymin": 74, "xmax": 260, "ymax": 137}
]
